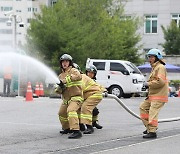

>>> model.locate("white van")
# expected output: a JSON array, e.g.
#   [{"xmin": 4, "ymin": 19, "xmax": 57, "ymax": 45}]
[{"xmin": 86, "ymin": 58, "xmax": 145, "ymax": 98}]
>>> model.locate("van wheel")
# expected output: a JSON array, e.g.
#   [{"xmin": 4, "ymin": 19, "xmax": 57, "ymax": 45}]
[{"xmin": 109, "ymin": 86, "xmax": 123, "ymax": 98}]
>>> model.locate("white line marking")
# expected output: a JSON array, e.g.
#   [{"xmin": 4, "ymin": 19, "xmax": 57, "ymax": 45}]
[{"xmin": 90, "ymin": 134, "xmax": 180, "ymax": 154}]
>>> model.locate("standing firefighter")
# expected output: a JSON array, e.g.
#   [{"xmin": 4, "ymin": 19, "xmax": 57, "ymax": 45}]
[
  {"xmin": 140, "ymin": 49, "xmax": 168, "ymax": 139},
  {"xmin": 55, "ymin": 54, "xmax": 83, "ymax": 139}
]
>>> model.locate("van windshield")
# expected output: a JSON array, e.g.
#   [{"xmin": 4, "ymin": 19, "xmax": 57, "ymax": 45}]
[{"xmin": 125, "ymin": 62, "xmax": 142, "ymax": 74}]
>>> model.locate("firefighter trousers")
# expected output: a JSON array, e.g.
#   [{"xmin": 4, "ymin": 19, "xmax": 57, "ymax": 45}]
[
  {"xmin": 140, "ymin": 99, "xmax": 165, "ymax": 133},
  {"xmin": 58, "ymin": 100, "xmax": 82, "ymax": 130},
  {"xmin": 80, "ymin": 97, "xmax": 102, "ymax": 125}
]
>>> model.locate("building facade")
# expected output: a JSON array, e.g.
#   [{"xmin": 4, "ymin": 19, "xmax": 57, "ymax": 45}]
[
  {"xmin": 0, "ymin": 0, "xmax": 56, "ymax": 49},
  {"xmin": 122, "ymin": 0, "xmax": 180, "ymax": 57},
  {"xmin": 1, "ymin": 0, "xmax": 180, "ymax": 57}
]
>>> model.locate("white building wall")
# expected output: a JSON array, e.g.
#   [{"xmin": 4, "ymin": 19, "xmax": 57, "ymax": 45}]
[
  {"xmin": 123, "ymin": 0, "xmax": 180, "ymax": 58},
  {"xmin": 0, "ymin": 0, "xmax": 49, "ymax": 49}
]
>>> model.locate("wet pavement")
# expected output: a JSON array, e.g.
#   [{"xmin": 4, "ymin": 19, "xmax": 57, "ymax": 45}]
[{"xmin": 0, "ymin": 96, "xmax": 180, "ymax": 154}]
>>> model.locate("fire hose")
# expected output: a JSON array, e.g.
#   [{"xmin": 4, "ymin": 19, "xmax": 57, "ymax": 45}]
[{"xmin": 103, "ymin": 93, "xmax": 180, "ymax": 123}]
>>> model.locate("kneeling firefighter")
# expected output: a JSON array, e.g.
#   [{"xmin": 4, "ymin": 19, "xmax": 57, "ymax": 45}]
[
  {"xmin": 139, "ymin": 49, "xmax": 168, "ymax": 139},
  {"xmin": 73, "ymin": 63, "xmax": 103, "ymax": 134},
  {"xmin": 55, "ymin": 54, "xmax": 83, "ymax": 139}
]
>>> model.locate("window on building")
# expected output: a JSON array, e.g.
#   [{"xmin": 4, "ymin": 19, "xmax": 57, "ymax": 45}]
[
  {"xmin": 27, "ymin": 18, "xmax": 32, "ymax": 23},
  {"xmin": 171, "ymin": 14, "xmax": 180, "ymax": 27},
  {"xmin": 144, "ymin": 15, "xmax": 157, "ymax": 34},
  {"xmin": 1, "ymin": 6, "xmax": 13, "ymax": 12},
  {"xmin": 28, "ymin": 7, "xmax": 31, "ymax": 12}
]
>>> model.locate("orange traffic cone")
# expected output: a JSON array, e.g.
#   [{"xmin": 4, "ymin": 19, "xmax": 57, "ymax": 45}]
[
  {"xmin": 39, "ymin": 82, "xmax": 44, "ymax": 97},
  {"xmin": 178, "ymin": 86, "xmax": 180, "ymax": 97},
  {"xmin": 26, "ymin": 82, "xmax": 33, "ymax": 101},
  {"xmin": 35, "ymin": 82, "xmax": 40, "ymax": 97}
]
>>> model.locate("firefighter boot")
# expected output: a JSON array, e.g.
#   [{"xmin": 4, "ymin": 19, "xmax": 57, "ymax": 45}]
[
  {"xmin": 143, "ymin": 132, "xmax": 157, "ymax": 139},
  {"xmin": 79, "ymin": 123, "xmax": 86, "ymax": 131},
  {"xmin": 93, "ymin": 121, "xmax": 103, "ymax": 129},
  {"xmin": 60, "ymin": 128, "xmax": 73, "ymax": 134},
  {"xmin": 143, "ymin": 130, "xmax": 148, "ymax": 134},
  {"xmin": 68, "ymin": 130, "xmax": 82, "ymax": 139},
  {"xmin": 83, "ymin": 125, "xmax": 94, "ymax": 134}
]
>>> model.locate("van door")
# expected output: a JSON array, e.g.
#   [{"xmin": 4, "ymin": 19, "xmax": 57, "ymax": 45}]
[{"xmin": 92, "ymin": 61, "xmax": 109, "ymax": 87}]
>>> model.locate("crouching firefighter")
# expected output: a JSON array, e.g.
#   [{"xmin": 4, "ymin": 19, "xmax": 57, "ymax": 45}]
[
  {"xmin": 86, "ymin": 64, "xmax": 106, "ymax": 129},
  {"xmin": 139, "ymin": 49, "xmax": 168, "ymax": 139},
  {"xmin": 73, "ymin": 63, "xmax": 103, "ymax": 134},
  {"xmin": 55, "ymin": 54, "xmax": 83, "ymax": 139}
]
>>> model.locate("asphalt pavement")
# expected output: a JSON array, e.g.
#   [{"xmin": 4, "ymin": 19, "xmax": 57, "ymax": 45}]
[{"xmin": 0, "ymin": 96, "xmax": 180, "ymax": 154}]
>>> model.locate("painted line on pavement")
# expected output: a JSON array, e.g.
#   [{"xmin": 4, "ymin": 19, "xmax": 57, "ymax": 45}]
[{"xmin": 91, "ymin": 133, "xmax": 180, "ymax": 154}]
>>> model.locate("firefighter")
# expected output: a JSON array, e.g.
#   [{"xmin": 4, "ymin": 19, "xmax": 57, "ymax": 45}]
[
  {"xmin": 73, "ymin": 63, "xmax": 103, "ymax": 134},
  {"xmin": 55, "ymin": 54, "xmax": 83, "ymax": 139},
  {"xmin": 140, "ymin": 49, "xmax": 168, "ymax": 139},
  {"xmin": 85, "ymin": 65, "xmax": 104, "ymax": 129}
]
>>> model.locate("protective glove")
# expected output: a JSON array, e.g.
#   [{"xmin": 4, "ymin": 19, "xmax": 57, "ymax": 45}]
[
  {"xmin": 143, "ymin": 82, "xmax": 149, "ymax": 89},
  {"xmin": 57, "ymin": 80, "xmax": 66, "ymax": 92},
  {"xmin": 54, "ymin": 84, "xmax": 62, "ymax": 94}
]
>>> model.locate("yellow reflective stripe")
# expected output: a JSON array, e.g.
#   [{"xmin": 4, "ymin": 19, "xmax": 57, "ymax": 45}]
[
  {"xmin": 68, "ymin": 111, "xmax": 78, "ymax": 118},
  {"xmin": 59, "ymin": 116, "xmax": 68, "ymax": 122},
  {"xmin": 66, "ymin": 81, "xmax": 82, "ymax": 87},
  {"xmin": 89, "ymin": 93, "xmax": 103, "ymax": 99},
  {"xmin": 71, "ymin": 96, "xmax": 84, "ymax": 103},
  {"xmin": 92, "ymin": 116, "xmax": 98, "ymax": 121},
  {"xmin": 80, "ymin": 114, "xmax": 92, "ymax": 120},
  {"xmin": 84, "ymin": 80, "xmax": 95, "ymax": 91},
  {"xmin": 65, "ymin": 75, "xmax": 71, "ymax": 84},
  {"xmin": 63, "ymin": 99, "xmax": 68, "ymax": 105}
]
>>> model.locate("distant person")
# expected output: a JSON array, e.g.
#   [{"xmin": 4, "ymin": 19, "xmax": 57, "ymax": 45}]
[
  {"xmin": 139, "ymin": 49, "xmax": 168, "ymax": 139},
  {"xmin": 3, "ymin": 65, "xmax": 12, "ymax": 96}
]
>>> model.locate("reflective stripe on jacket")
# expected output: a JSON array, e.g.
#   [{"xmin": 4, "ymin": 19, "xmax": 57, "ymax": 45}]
[
  {"xmin": 81, "ymin": 74, "xmax": 102, "ymax": 100},
  {"xmin": 59, "ymin": 66, "xmax": 83, "ymax": 101},
  {"xmin": 147, "ymin": 61, "xmax": 168, "ymax": 102}
]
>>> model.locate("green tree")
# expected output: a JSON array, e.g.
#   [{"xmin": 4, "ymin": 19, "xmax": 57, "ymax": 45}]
[
  {"xmin": 161, "ymin": 21, "xmax": 180, "ymax": 55},
  {"xmin": 26, "ymin": 0, "xmax": 142, "ymax": 72}
]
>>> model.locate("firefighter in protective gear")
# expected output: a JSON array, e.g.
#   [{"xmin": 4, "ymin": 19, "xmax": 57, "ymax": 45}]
[
  {"xmin": 139, "ymin": 49, "xmax": 168, "ymax": 139},
  {"xmin": 86, "ymin": 65, "xmax": 105, "ymax": 129},
  {"xmin": 73, "ymin": 63, "xmax": 103, "ymax": 134},
  {"xmin": 56, "ymin": 54, "xmax": 83, "ymax": 139}
]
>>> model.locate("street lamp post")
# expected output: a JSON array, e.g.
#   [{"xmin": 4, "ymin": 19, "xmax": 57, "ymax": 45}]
[{"xmin": 5, "ymin": 13, "xmax": 24, "ymax": 96}]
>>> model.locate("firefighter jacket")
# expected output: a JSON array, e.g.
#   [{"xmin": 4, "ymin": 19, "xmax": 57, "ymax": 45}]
[
  {"xmin": 58, "ymin": 66, "xmax": 83, "ymax": 103},
  {"xmin": 82, "ymin": 74, "xmax": 102, "ymax": 100},
  {"xmin": 147, "ymin": 61, "xmax": 168, "ymax": 103}
]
